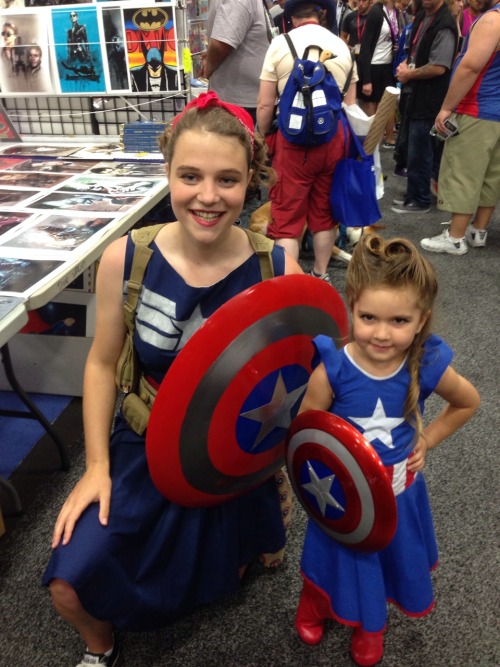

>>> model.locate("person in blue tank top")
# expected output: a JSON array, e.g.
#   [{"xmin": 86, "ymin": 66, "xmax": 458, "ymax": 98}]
[
  {"xmin": 294, "ymin": 234, "xmax": 479, "ymax": 666},
  {"xmin": 42, "ymin": 91, "xmax": 303, "ymax": 667}
]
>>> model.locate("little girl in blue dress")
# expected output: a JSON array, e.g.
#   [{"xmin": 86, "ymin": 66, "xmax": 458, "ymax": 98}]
[{"xmin": 295, "ymin": 234, "xmax": 480, "ymax": 666}]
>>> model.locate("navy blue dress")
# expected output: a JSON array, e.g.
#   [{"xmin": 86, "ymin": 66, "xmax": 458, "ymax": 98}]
[{"xmin": 43, "ymin": 230, "xmax": 288, "ymax": 631}]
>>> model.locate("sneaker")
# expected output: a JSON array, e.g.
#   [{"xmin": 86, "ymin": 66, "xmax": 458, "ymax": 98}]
[
  {"xmin": 392, "ymin": 195, "xmax": 407, "ymax": 206},
  {"xmin": 393, "ymin": 166, "xmax": 408, "ymax": 178},
  {"xmin": 75, "ymin": 641, "xmax": 121, "ymax": 667},
  {"xmin": 420, "ymin": 230, "xmax": 467, "ymax": 255},
  {"xmin": 465, "ymin": 223, "xmax": 487, "ymax": 248},
  {"xmin": 391, "ymin": 201, "xmax": 430, "ymax": 213},
  {"xmin": 309, "ymin": 269, "xmax": 332, "ymax": 283},
  {"xmin": 382, "ymin": 141, "xmax": 396, "ymax": 149}
]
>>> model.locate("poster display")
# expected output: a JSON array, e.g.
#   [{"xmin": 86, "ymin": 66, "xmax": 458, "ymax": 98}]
[
  {"xmin": 0, "ymin": 2, "xmax": 180, "ymax": 95},
  {"xmin": 0, "ymin": 10, "xmax": 55, "ymax": 94}
]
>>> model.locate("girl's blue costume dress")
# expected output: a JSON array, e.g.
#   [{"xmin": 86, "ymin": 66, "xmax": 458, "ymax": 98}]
[
  {"xmin": 301, "ymin": 334, "xmax": 453, "ymax": 632},
  {"xmin": 43, "ymin": 232, "xmax": 288, "ymax": 631}
]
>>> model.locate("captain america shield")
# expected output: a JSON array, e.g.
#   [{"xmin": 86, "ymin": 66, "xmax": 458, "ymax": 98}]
[
  {"xmin": 286, "ymin": 410, "xmax": 397, "ymax": 552},
  {"xmin": 146, "ymin": 274, "xmax": 348, "ymax": 507}
]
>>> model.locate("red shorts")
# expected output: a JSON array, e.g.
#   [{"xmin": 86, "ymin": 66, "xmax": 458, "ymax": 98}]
[{"xmin": 267, "ymin": 127, "xmax": 346, "ymax": 240}]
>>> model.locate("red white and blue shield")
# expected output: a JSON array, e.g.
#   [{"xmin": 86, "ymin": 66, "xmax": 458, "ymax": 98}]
[
  {"xmin": 286, "ymin": 410, "xmax": 397, "ymax": 552},
  {"xmin": 146, "ymin": 274, "xmax": 348, "ymax": 507}
]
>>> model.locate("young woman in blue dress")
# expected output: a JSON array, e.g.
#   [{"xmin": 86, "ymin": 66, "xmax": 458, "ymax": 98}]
[{"xmin": 43, "ymin": 91, "xmax": 302, "ymax": 667}]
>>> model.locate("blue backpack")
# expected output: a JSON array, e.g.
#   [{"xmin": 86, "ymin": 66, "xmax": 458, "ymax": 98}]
[{"xmin": 278, "ymin": 33, "xmax": 349, "ymax": 147}]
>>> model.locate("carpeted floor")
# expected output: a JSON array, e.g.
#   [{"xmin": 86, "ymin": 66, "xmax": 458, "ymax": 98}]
[{"xmin": 0, "ymin": 148, "xmax": 498, "ymax": 667}]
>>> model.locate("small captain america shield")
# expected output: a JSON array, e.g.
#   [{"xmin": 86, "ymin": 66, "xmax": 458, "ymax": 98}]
[
  {"xmin": 146, "ymin": 274, "xmax": 348, "ymax": 507},
  {"xmin": 286, "ymin": 410, "xmax": 397, "ymax": 552}
]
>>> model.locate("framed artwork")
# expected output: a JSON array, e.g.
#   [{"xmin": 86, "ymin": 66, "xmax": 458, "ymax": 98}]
[
  {"xmin": 0, "ymin": 210, "xmax": 32, "ymax": 236},
  {"xmin": 99, "ymin": 4, "xmax": 130, "ymax": 93},
  {"xmin": 0, "ymin": 100, "xmax": 20, "ymax": 142},
  {"xmin": 3, "ymin": 158, "xmax": 98, "ymax": 173},
  {"xmin": 57, "ymin": 174, "xmax": 164, "ymax": 196},
  {"xmin": 25, "ymin": 190, "xmax": 143, "ymax": 213},
  {"xmin": 0, "ymin": 11, "xmax": 56, "ymax": 94},
  {"xmin": 87, "ymin": 161, "xmax": 167, "ymax": 177},
  {"xmin": 124, "ymin": 2, "xmax": 180, "ymax": 94},
  {"xmin": 0, "ymin": 212, "xmax": 113, "ymax": 252},
  {"xmin": 50, "ymin": 5, "xmax": 106, "ymax": 94}
]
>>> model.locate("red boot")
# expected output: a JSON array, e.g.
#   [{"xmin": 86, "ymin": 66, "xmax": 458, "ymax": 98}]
[
  {"xmin": 350, "ymin": 626, "xmax": 385, "ymax": 666},
  {"xmin": 295, "ymin": 578, "xmax": 332, "ymax": 645}
]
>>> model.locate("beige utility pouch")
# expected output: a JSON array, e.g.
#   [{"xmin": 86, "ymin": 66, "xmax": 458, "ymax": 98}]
[{"xmin": 121, "ymin": 392, "xmax": 151, "ymax": 436}]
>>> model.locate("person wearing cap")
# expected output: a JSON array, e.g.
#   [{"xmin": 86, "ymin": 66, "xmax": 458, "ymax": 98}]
[{"xmin": 257, "ymin": 0, "xmax": 356, "ymax": 283}]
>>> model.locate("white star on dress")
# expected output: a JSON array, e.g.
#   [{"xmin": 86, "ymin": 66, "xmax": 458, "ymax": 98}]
[
  {"xmin": 240, "ymin": 371, "xmax": 307, "ymax": 450},
  {"xmin": 349, "ymin": 397, "xmax": 404, "ymax": 449},
  {"xmin": 302, "ymin": 461, "xmax": 345, "ymax": 515}
]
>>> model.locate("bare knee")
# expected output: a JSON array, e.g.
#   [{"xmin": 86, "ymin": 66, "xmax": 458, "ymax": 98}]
[{"xmin": 49, "ymin": 578, "xmax": 81, "ymax": 613}]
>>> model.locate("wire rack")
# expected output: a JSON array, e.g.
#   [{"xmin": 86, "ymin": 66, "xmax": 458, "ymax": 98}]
[{"xmin": 2, "ymin": 94, "xmax": 187, "ymax": 138}]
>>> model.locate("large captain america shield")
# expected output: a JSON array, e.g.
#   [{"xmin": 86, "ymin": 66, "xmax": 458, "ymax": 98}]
[
  {"xmin": 146, "ymin": 274, "xmax": 348, "ymax": 507},
  {"xmin": 286, "ymin": 410, "xmax": 397, "ymax": 552}
]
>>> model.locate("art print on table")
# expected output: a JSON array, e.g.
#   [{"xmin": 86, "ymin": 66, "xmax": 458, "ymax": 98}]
[
  {"xmin": 50, "ymin": 5, "xmax": 106, "ymax": 94},
  {"xmin": 0, "ymin": 213, "xmax": 112, "ymax": 252},
  {"xmin": 0, "ymin": 210, "xmax": 32, "ymax": 236},
  {"xmin": 100, "ymin": 5, "xmax": 130, "ymax": 92},
  {"xmin": 124, "ymin": 2, "xmax": 180, "ymax": 94},
  {"xmin": 0, "ymin": 255, "xmax": 63, "ymax": 294},
  {"xmin": 58, "ymin": 174, "xmax": 164, "ymax": 196},
  {"xmin": 25, "ymin": 191, "xmax": 143, "ymax": 213},
  {"xmin": 0, "ymin": 144, "xmax": 81, "ymax": 157},
  {"xmin": 3, "ymin": 158, "xmax": 98, "ymax": 173},
  {"xmin": 87, "ymin": 161, "xmax": 167, "ymax": 177},
  {"xmin": 0, "ymin": 11, "xmax": 55, "ymax": 94},
  {"xmin": 0, "ymin": 171, "xmax": 71, "ymax": 188},
  {"xmin": 0, "ymin": 188, "xmax": 39, "ymax": 207}
]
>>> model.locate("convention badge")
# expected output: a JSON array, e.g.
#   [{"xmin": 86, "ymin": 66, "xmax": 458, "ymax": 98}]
[
  {"xmin": 286, "ymin": 410, "xmax": 398, "ymax": 552},
  {"xmin": 146, "ymin": 274, "xmax": 349, "ymax": 507}
]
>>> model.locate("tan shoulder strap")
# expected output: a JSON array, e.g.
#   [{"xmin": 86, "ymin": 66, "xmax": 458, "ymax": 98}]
[
  {"xmin": 123, "ymin": 224, "xmax": 165, "ymax": 333},
  {"xmin": 243, "ymin": 228, "xmax": 275, "ymax": 281}
]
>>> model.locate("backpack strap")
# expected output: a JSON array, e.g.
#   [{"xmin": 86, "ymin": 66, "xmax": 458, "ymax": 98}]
[
  {"xmin": 284, "ymin": 32, "xmax": 299, "ymax": 61},
  {"xmin": 116, "ymin": 223, "xmax": 165, "ymax": 394},
  {"xmin": 123, "ymin": 224, "xmax": 165, "ymax": 334},
  {"xmin": 243, "ymin": 228, "xmax": 275, "ymax": 281}
]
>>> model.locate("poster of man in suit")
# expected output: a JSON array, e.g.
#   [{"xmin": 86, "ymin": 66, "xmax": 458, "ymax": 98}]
[{"xmin": 100, "ymin": 5, "xmax": 129, "ymax": 92}]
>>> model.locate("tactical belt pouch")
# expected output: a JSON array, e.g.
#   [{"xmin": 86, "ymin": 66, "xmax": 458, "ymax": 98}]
[{"xmin": 122, "ymin": 392, "xmax": 151, "ymax": 436}]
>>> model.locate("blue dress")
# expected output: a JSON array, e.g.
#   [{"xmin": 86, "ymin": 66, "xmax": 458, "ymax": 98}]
[
  {"xmin": 300, "ymin": 334, "xmax": 453, "ymax": 632},
  {"xmin": 43, "ymin": 231, "xmax": 288, "ymax": 631}
]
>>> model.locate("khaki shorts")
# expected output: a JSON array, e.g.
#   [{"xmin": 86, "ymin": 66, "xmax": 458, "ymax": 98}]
[{"xmin": 437, "ymin": 114, "xmax": 500, "ymax": 214}]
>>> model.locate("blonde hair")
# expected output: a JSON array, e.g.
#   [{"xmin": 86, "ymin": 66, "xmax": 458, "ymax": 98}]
[
  {"xmin": 158, "ymin": 106, "xmax": 275, "ymax": 191},
  {"xmin": 346, "ymin": 234, "xmax": 438, "ymax": 434}
]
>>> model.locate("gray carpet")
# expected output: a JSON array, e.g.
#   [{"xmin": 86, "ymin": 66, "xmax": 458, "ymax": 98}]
[{"xmin": 0, "ymin": 148, "xmax": 498, "ymax": 667}]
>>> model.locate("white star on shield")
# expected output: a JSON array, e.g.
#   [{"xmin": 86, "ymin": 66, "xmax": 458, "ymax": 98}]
[
  {"xmin": 302, "ymin": 460, "xmax": 345, "ymax": 516},
  {"xmin": 240, "ymin": 370, "xmax": 308, "ymax": 450}
]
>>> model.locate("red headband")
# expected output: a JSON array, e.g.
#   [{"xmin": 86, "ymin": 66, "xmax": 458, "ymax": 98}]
[{"xmin": 172, "ymin": 91, "xmax": 255, "ymax": 155}]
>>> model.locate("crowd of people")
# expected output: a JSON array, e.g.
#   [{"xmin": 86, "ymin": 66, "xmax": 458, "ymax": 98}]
[{"xmin": 41, "ymin": 1, "xmax": 496, "ymax": 666}]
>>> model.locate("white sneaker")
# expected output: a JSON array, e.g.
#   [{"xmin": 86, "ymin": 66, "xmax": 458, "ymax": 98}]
[
  {"xmin": 465, "ymin": 223, "xmax": 487, "ymax": 248},
  {"xmin": 420, "ymin": 230, "xmax": 467, "ymax": 255}
]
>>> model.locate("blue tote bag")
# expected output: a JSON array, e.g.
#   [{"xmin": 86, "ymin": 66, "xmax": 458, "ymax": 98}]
[{"xmin": 330, "ymin": 113, "xmax": 381, "ymax": 228}]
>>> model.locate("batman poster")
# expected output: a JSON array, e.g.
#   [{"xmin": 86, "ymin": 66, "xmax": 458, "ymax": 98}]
[{"xmin": 124, "ymin": 2, "xmax": 180, "ymax": 94}]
